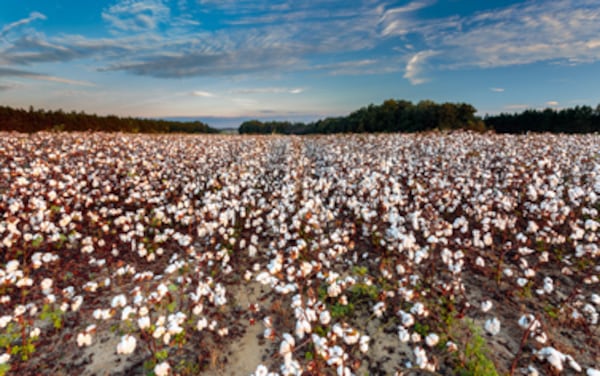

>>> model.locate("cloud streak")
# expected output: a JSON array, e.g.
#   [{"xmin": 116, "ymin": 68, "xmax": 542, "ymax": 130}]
[
  {"xmin": 404, "ymin": 50, "xmax": 437, "ymax": 85},
  {"xmin": 102, "ymin": 0, "xmax": 170, "ymax": 32},
  {"xmin": 0, "ymin": 12, "xmax": 46, "ymax": 38},
  {"xmin": 0, "ymin": 67, "xmax": 94, "ymax": 86},
  {"xmin": 231, "ymin": 87, "xmax": 304, "ymax": 95}
]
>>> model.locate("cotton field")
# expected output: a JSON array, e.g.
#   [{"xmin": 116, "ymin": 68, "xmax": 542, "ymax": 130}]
[{"xmin": 0, "ymin": 131, "xmax": 599, "ymax": 376}]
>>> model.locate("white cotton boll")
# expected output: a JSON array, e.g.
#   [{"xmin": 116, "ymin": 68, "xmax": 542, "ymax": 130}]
[
  {"xmin": 475, "ymin": 257, "xmax": 485, "ymax": 267},
  {"xmin": 517, "ymin": 278, "xmax": 528, "ymax": 287},
  {"xmin": 343, "ymin": 328, "xmax": 360, "ymax": 345},
  {"xmin": 484, "ymin": 317, "xmax": 501, "ymax": 336},
  {"xmin": 481, "ymin": 300, "xmax": 493, "ymax": 313},
  {"xmin": 116, "ymin": 334, "xmax": 137, "ymax": 355},
  {"xmin": 138, "ymin": 316, "xmax": 151, "ymax": 330},
  {"xmin": 543, "ymin": 277, "xmax": 554, "ymax": 294},
  {"xmin": 279, "ymin": 333, "xmax": 295, "ymax": 356},
  {"xmin": 536, "ymin": 347, "xmax": 565, "ymax": 372},
  {"xmin": 0, "ymin": 353, "xmax": 10, "ymax": 364},
  {"xmin": 327, "ymin": 283, "xmax": 342, "ymax": 298},
  {"xmin": 410, "ymin": 302, "xmax": 425, "ymax": 316},
  {"xmin": 425, "ymin": 333, "xmax": 439, "ymax": 347},
  {"xmin": 527, "ymin": 365, "xmax": 539, "ymax": 376},
  {"xmin": 359, "ymin": 335, "xmax": 370, "ymax": 353},
  {"xmin": 398, "ymin": 326, "xmax": 410, "ymax": 343},
  {"xmin": 154, "ymin": 361, "xmax": 170, "ymax": 376},
  {"xmin": 77, "ymin": 332, "xmax": 93, "ymax": 347},
  {"xmin": 196, "ymin": 317, "xmax": 208, "ymax": 331},
  {"xmin": 40, "ymin": 278, "xmax": 53, "ymax": 293},
  {"xmin": 411, "ymin": 332, "xmax": 422, "ymax": 343},
  {"xmin": 30, "ymin": 327, "xmax": 40, "ymax": 338},
  {"xmin": 534, "ymin": 331, "xmax": 548, "ymax": 344},
  {"xmin": 319, "ymin": 310, "xmax": 331, "ymax": 325},
  {"xmin": 111, "ymin": 294, "xmax": 127, "ymax": 308},
  {"xmin": 6, "ymin": 260, "xmax": 19, "ymax": 273},
  {"xmin": 524, "ymin": 269, "xmax": 535, "ymax": 278},
  {"xmin": 565, "ymin": 355, "xmax": 581, "ymax": 372},
  {"xmin": 373, "ymin": 302, "xmax": 386, "ymax": 317},
  {"xmin": 253, "ymin": 364, "xmax": 269, "ymax": 376},
  {"xmin": 587, "ymin": 368, "xmax": 600, "ymax": 376}
]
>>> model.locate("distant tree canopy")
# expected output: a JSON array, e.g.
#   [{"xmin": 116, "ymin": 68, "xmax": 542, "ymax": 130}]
[
  {"xmin": 485, "ymin": 105, "xmax": 600, "ymax": 133},
  {"xmin": 239, "ymin": 99, "xmax": 486, "ymax": 134},
  {"xmin": 0, "ymin": 105, "xmax": 217, "ymax": 133}
]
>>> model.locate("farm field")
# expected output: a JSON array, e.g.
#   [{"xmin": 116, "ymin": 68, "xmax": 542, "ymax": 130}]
[{"xmin": 0, "ymin": 131, "xmax": 599, "ymax": 376}]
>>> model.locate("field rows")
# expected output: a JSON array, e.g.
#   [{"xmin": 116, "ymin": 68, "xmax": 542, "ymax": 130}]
[{"xmin": 0, "ymin": 132, "xmax": 599, "ymax": 375}]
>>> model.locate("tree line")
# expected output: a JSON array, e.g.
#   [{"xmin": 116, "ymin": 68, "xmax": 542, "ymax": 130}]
[
  {"xmin": 0, "ymin": 105, "xmax": 217, "ymax": 133},
  {"xmin": 239, "ymin": 99, "xmax": 485, "ymax": 134},
  {"xmin": 484, "ymin": 105, "xmax": 600, "ymax": 133}
]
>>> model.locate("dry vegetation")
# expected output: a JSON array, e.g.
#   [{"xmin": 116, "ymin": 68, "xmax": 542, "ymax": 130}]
[{"xmin": 0, "ymin": 132, "xmax": 599, "ymax": 376}]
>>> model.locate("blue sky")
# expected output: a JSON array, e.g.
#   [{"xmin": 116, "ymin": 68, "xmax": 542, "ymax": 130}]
[{"xmin": 1, "ymin": 0, "xmax": 600, "ymax": 127}]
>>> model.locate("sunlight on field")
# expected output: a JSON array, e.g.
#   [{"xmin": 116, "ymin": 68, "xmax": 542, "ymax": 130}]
[{"xmin": 0, "ymin": 132, "xmax": 599, "ymax": 375}]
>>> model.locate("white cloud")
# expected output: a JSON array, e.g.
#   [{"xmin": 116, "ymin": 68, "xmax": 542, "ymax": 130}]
[
  {"xmin": 0, "ymin": 12, "xmax": 47, "ymax": 38},
  {"xmin": 490, "ymin": 87, "xmax": 504, "ymax": 92},
  {"xmin": 379, "ymin": 0, "xmax": 434, "ymax": 37},
  {"xmin": 191, "ymin": 90, "xmax": 215, "ymax": 97},
  {"xmin": 404, "ymin": 50, "xmax": 437, "ymax": 85},
  {"xmin": 546, "ymin": 101, "xmax": 559, "ymax": 106},
  {"xmin": 231, "ymin": 87, "xmax": 304, "ymax": 95},
  {"xmin": 102, "ymin": 0, "xmax": 170, "ymax": 32},
  {"xmin": 428, "ymin": 0, "xmax": 600, "ymax": 69}
]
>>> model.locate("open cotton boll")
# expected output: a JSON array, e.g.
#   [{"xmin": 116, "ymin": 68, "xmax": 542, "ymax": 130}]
[
  {"xmin": 484, "ymin": 317, "xmax": 501, "ymax": 336},
  {"xmin": 481, "ymin": 300, "xmax": 493, "ymax": 312},
  {"xmin": 154, "ymin": 361, "xmax": 170, "ymax": 376},
  {"xmin": 116, "ymin": 334, "xmax": 137, "ymax": 355},
  {"xmin": 425, "ymin": 333, "xmax": 439, "ymax": 347}
]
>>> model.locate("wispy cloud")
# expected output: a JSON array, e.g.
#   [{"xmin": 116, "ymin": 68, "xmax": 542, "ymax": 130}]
[
  {"xmin": 0, "ymin": 67, "xmax": 94, "ymax": 86},
  {"xmin": 404, "ymin": 50, "xmax": 437, "ymax": 85},
  {"xmin": 490, "ymin": 87, "xmax": 504, "ymax": 92},
  {"xmin": 231, "ymin": 87, "xmax": 304, "ymax": 95},
  {"xmin": 379, "ymin": 0, "xmax": 435, "ymax": 37},
  {"xmin": 546, "ymin": 100, "xmax": 559, "ymax": 106},
  {"xmin": 102, "ymin": 0, "xmax": 170, "ymax": 32},
  {"xmin": 428, "ymin": 0, "xmax": 600, "ymax": 69},
  {"xmin": 191, "ymin": 90, "xmax": 215, "ymax": 97},
  {"xmin": 0, "ymin": 12, "xmax": 46, "ymax": 38}
]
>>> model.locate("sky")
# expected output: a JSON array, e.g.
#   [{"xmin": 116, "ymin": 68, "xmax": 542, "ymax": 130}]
[{"xmin": 1, "ymin": 0, "xmax": 600, "ymax": 128}]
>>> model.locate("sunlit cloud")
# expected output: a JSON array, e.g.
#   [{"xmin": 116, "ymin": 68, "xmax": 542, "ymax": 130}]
[
  {"xmin": 191, "ymin": 90, "xmax": 215, "ymax": 97},
  {"xmin": 546, "ymin": 101, "xmax": 559, "ymax": 106},
  {"xmin": 231, "ymin": 87, "xmax": 304, "ymax": 95},
  {"xmin": 404, "ymin": 50, "xmax": 437, "ymax": 85},
  {"xmin": 490, "ymin": 87, "xmax": 504, "ymax": 92}
]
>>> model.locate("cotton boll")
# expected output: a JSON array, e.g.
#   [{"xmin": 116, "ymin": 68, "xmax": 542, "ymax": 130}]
[
  {"xmin": 359, "ymin": 335, "xmax": 370, "ymax": 353},
  {"xmin": 154, "ymin": 361, "xmax": 170, "ymax": 376},
  {"xmin": 116, "ymin": 334, "xmax": 137, "ymax": 355},
  {"xmin": 484, "ymin": 317, "xmax": 501, "ymax": 336},
  {"xmin": 77, "ymin": 332, "xmax": 93, "ymax": 347},
  {"xmin": 425, "ymin": 333, "xmax": 439, "ymax": 347},
  {"xmin": 481, "ymin": 300, "xmax": 493, "ymax": 313}
]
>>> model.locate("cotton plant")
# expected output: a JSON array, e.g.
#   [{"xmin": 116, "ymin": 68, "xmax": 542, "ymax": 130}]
[{"xmin": 0, "ymin": 132, "xmax": 599, "ymax": 374}]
